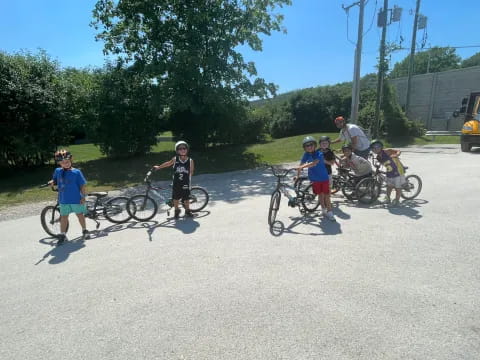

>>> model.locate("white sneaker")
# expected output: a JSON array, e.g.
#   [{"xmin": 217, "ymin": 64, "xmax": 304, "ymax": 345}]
[{"xmin": 326, "ymin": 211, "xmax": 336, "ymax": 221}]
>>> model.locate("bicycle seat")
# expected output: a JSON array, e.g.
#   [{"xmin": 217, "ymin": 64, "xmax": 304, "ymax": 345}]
[{"xmin": 88, "ymin": 192, "xmax": 108, "ymax": 198}]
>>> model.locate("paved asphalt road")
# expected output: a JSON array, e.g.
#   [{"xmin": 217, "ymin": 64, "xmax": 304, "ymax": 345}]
[{"xmin": 1, "ymin": 145, "xmax": 479, "ymax": 359}]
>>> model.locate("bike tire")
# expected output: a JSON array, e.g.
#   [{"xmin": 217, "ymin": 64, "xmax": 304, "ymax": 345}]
[
  {"xmin": 330, "ymin": 175, "xmax": 340, "ymax": 194},
  {"xmin": 188, "ymin": 186, "xmax": 209, "ymax": 212},
  {"xmin": 268, "ymin": 190, "xmax": 281, "ymax": 226},
  {"xmin": 127, "ymin": 195, "xmax": 158, "ymax": 221},
  {"xmin": 301, "ymin": 183, "xmax": 321, "ymax": 212},
  {"xmin": 103, "ymin": 196, "xmax": 132, "ymax": 223},
  {"xmin": 401, "ymin": 174, "xmax": 422, "ymax": 200},
  {"xmin": 40, "ymin": 205, "xmax": 68, "ymax": 237},
  {"xmin": 356, "ymin": 178, "xmax": 381, "ymax": 204},
  {"xmin": 341, "ymin": 179, "xmax": 356, "ymax": 200}
]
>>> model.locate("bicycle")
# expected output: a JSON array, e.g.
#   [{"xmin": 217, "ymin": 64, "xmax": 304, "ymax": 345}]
[
  {"xmin": 39, "ymin": 183, "xmax": 133, "ymax": 238},
  {"xmin": 355, "ymin": 163, "xmax": 423, "ymax": 204},
  {"xmin": 266, "ymin": 165, "xmax": 320, "ymax": 227},
  {"xmin": 126, "ymin": 168, "xmax": 209, "ymax": 221}
]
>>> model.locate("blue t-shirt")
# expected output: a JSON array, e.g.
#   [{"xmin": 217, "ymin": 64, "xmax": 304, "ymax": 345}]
[
  {"xmin": 300, "ymin": 150, "xmax": 329, "ymax": 182},
  {"xmin": 52, "ymin": 168, "xmax": 87, "ymax": 204}
]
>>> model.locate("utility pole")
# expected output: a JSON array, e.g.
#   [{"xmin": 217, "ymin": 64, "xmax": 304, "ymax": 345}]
[
  {"xmin": 373, "ymin": 0, "xmax": 389, "ymax": 138},
  {"xmin": 343, "ymin": 0, "xmax": 366, "ymax": 125},
  {"xmin": 405, "ymin": 0, "xmax": 421, "ymax": 116}
]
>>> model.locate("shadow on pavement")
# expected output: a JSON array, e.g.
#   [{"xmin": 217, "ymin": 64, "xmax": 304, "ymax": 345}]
[
  {"xmin": 129, "ymin": 210, "xmax": 210, "ymax": 241},
  {"xmin": 339, "ymin": 197, "xmax": 428, "ymax": 220},
  {"xmin": 35, "ymin": 222, "xmax": 136, "ymax": 265},
  {"xmin": 269, "ymin": 212, "xmax": 342, "ymax": 237}
]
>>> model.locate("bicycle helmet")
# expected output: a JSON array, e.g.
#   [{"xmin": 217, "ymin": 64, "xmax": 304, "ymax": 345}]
[
  {"xmin": 54, "ymin": 149, "xmax": 72, "ymax": 162},
  {"xmin": 370, "ymin": 139, "xmax": 384, "ymax": 148},
  {"xmin": 174, "ymin": 141, "xmax": 189, "ymax": 151},
  {"xmin": 319, "ymin": 136, "xmax": 331, "ymax": 144},
  {"xmin": 341, "ymin": 144, "xmax": 352, "ymax": 151},
  {"xmin": 302, "ymin": 136, "xmax": 317, "ymax": 148}
]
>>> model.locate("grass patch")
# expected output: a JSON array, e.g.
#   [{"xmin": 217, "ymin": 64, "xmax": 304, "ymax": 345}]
[{"xmin": 0, "ymin": 132, "xmax": 459, "ymax": 208}]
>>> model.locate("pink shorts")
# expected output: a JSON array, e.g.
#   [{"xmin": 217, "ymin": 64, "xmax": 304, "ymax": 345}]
[{"xmin": 312, "ymin": 181, "xmax": 330, "ymax": 195}]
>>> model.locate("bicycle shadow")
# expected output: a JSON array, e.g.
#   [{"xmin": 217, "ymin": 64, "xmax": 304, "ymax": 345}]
[
  {"xmin": 339, "ymin": 198, "xmax": 427, "ymax": 220},
  {"xmin": 35, "ymin": 222, "xmax": 136, "ymax": 265},
  {"xmin": 269, "ymin": 213, "xmax": 342, "ymax": 237},
  {"xmin": 129, "ymin": 210, "xmax": 210, "ymax": 241}
]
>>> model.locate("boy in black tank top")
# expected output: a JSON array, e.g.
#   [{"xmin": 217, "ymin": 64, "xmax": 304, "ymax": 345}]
[{"xmin": 153, "ymin": 141, "xmax": 195, "ymax": 219}]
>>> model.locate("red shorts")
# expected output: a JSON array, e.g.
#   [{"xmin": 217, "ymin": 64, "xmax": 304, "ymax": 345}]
[{"xmin": 312, "ymin": 180, "xmax": 330, "ymax": 195}]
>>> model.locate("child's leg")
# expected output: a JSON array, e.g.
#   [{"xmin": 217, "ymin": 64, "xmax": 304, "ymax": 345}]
[
  {"xmin": 60, "ymin": 215, "xmax": 69, "ymax": 233},
  {"xmin": 386, "ymin": 185, "xmax": 394, "ymax": 199},
  {"xmin": 325, "ymin": 193, "xmax": 332, "ymax": 211},
  {"xmin": 173, "ymin": 199, "xmax": 180, "ymax": 209},
  {"xmin": 319, "ymin": 193, "xmax": 326, "ymax": 209},
  {"xmin": 76, "ymin": 213, "xmax": 87, "ymax": 230},
  {"xmin": 394, "ymin": 188, "xmax": 402, "ymax": 201}
]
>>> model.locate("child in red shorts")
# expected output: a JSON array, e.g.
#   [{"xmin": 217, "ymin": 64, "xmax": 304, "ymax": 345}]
[{"xmin": 296, "ymin": 136, "xmax": 335, "ymax": 221}]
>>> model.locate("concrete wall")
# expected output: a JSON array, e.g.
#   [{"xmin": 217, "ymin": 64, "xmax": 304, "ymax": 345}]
[{"xmin": 390, "ymin": 66, "xmax": 480, "ymax": 130}]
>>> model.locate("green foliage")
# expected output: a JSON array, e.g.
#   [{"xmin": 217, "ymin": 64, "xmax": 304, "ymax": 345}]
[
  {"xmin": 461, "ymin": 52, "xmax": 480, "ymax": 68},
  {"xmin": 0, "ymin": 51, "xmax": 70, "ymax": 168},
  {"xmin": 381, "ymin": 82, "xmax": 425, "ymax": 139},
  {"xmin": 88, "ymin": 65, "xmax": 164, "ymax": 157},
  {"xmin": 58, "ymin": 67, "xmax": 102, "ymax": 141},
  {"xmin": 92, "ymin": 0, "xmax": 291, "ymax": 148},
  {"xmin": 389, "ymin": 47, "xmax": 461, "ymax": 78}
]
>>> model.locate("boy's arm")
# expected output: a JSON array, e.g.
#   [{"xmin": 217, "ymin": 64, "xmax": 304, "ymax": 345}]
[
  {"xmin": 154, "ymin": 158, "xmax": 175, "ymax": 170},
  {"xmin": 80, "ymin": 184, "xmax": 87, "ymax": 204},
  {"xmin": 190, "ymin": 159, "xmax": 195, "ymax": 177},
  {"xmin": 297, "ymin": 160, "xmax": 320, "ymax": 170}
]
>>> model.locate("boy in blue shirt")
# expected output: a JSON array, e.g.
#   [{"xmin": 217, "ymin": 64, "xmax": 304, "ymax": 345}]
[
  {"xmin": 49, "ymin": 149, "xmax": 89, "ymax": 244},
  {"xmin": 296, "ymin": 136, "xmax": 335, "ymax": 221}
]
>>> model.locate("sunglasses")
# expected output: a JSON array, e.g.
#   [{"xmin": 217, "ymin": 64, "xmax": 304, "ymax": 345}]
[
  {"xmin": 304, "ymin": 143, "xmax": 315, "ymax": 147},
  {"xmin": 177, "ymin": 147, "xmax": 188, "ymax": 151}
]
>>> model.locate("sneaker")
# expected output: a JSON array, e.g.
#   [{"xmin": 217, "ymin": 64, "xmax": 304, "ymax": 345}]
[
  {"xmin": 174, "ymin": 209, "xmax": 181, "ymax": 219},
  {"xmin": 56, "ymin": 234, "xmax": 66, "ymax": 245},
  {"xmin": 326, "ymin": 211, "xmax": 336, "ymax": 221},
  {"xmin": 82, "ymin": 229, "xmax": 90, "ymax": 240},
  {"xmin": 185, "ymin": 210, "xmax": 194, "ymax": 217},
  {"xmin": 391, "ymin": 199, "xmax": 400, "ymax": 207}
]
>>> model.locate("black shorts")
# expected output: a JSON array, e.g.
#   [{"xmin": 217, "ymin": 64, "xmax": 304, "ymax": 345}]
[{"xmin": 172, "ymin": 185, "xmax": 190, "ymax": 201}]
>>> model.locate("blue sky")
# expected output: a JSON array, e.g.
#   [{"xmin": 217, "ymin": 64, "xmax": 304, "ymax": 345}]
[{"xmin": 1, "ymin": 0, "xmax": 479, "ymax": 94}]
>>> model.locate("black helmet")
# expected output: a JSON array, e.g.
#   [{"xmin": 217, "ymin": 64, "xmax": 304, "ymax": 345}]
[
  {"xmin": 319, "ymin": 136, "xmax": 331, "ymax": 143},
  {"xmin": 302, "ymin": 136, "xmax": 317, "ymax": 148},
  {"xmin": 341, "ymin": 144, "xmax": 352, "ymax": 151},
  {"xmin": 54, "ymin": 149, "xmax": 72, "ymax": 162},
  {"xmin": 370, "ymin": 139, "xmax": 384, "ymax": 148}
]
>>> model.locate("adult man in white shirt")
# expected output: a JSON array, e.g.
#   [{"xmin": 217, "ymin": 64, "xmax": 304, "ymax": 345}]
[{"xmin": 331, "ymin": 116, "xmax": 371, "ymax": 159}]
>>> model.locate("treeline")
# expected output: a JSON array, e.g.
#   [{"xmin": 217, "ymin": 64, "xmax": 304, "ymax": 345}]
[{"xmin": 251, "ymin": 74, "xmax": 425, "ymax": 140}]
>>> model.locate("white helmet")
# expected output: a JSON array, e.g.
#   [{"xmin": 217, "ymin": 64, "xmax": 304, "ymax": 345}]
[{"xmin": 174, "ymin": 141, "xmax": 189, "ymax": 151}]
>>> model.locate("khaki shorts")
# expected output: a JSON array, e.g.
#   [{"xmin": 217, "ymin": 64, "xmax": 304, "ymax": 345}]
[{"xmin": 386, "ymin": 175, "xmax": 406, "ymax": 189}]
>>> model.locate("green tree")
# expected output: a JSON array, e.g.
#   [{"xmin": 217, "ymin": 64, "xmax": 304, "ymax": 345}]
[
  {"xmin": 88, "ymin": 65, "xmax": 164, "ymax": 157},
  {"xmin": 389, "ymin": 47, "xmax": 461, "ymax": 78},
  {"xmin": 461, "ymin": 52, "xmax": 480, "ymax": 68},
  {"xmin": 92, "ymin": 0, "xmax": 291, "ymax": 148},
  {"xmin": 0, "ymin": 51, "xmax": 70, "ymax": 168}
]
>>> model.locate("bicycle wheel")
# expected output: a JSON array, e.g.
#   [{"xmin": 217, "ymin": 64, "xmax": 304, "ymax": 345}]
[
  {"xmin": 401, "ymin": 174, "xmax": 422, "ymax": 200},
  {"xmin": 268, "ymin": 190, "xmax": 281, "ymax": 226},
  {"xmin": 301, "ymin": 183, "xmax": 321, "ymax": 212},
  {"xmin": 331, "ymin": 175, "xmax": 340, "ymax": 194},
  {"xmin": 40, "ymin": 205, "xmax": 68, "ymax": 237},
  {"xmin": 127, "ymin": 195, "xmax": 158, "ymax": 221},
  {"xmin": 341, "ymin": 179, "xmax": 356, "ymax": 200},
  {"xmin": 187, "ymin": 186, "xmax": 209, "ymax": 212},
  {"xmin": 103, "ymin": 196, "xmax": 131, "ymax": 223},
  {"xmin": 356, "ymin": 178, "xmax": 381, "ymax": 204},
  {"xmin": 294, "ymin": 176, "xmax": 309, "ymax": 192}
]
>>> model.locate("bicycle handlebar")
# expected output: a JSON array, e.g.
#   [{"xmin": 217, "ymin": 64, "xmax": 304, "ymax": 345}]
[
  {"xmin": 264, "ymin": 164, "xmax": 297, "ymax": 178},
  {"xmin": 39, "ymin": 183, "xmax": 58, "ymax": 191}
]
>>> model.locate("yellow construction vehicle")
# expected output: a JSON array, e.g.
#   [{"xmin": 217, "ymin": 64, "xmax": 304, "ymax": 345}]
[{"xmin": 454, "ymin": 92, "xmax": 480, "ymax": 152}]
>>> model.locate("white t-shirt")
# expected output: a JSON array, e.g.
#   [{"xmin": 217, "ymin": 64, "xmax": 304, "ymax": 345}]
[{"xmin": 339, "ymin": 124, "xmax": 370, "ymax": 151}]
